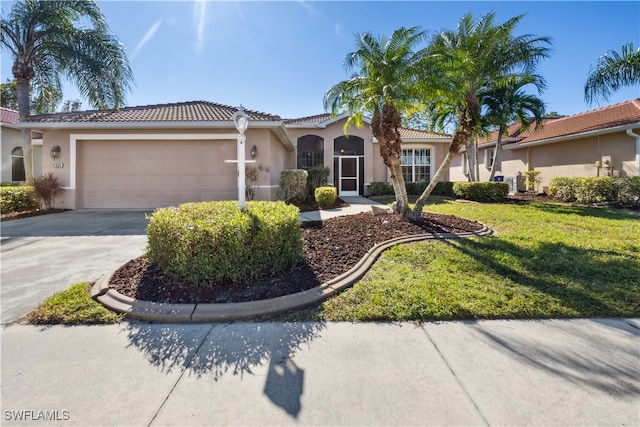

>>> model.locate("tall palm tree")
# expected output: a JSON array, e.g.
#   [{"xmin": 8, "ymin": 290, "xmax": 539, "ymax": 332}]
[
  {"xmin": 480, "ymin": 74, "xmax": 546, "ymax": 181},
  {"xmin": 584, "ymin": 43, "xmax": 640, "ymax": 105},
  {"xmin": 1, "ymin": 0, "xmax": 134, "ymax": 181},
  {"xmin": 324, "ymin": 27, "xmax": 428, "ymax": 218},
  {"xmin": 411, "ymin": 12, "xmax": 551, "ymax": 217}
]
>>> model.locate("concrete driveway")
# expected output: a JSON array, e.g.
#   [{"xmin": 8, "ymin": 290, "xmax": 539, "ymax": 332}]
[{"xmin": 1, "ymin": 210, "xmax": 150, "ymax": 325}]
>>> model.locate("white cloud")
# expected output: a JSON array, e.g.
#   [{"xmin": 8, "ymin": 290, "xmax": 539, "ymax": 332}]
[
  {"xmin": 131, "ymin": 20, "xmax": 162, "ymax": 60},
  {"xmin": 193, "ymin": 0, "xmax": 209, "ymax": 53},
  {"xmin": 334, "ymin": 21, "xmax": 344, "ymax": 37},
  {"xmin": 296, "ymin": 0, "xmax": 320, "ymax": 17}
]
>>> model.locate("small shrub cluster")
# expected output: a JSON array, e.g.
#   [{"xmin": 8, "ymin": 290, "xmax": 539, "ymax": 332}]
[
  {"xmin": 367, "ymin": 181, "xmax": 454, "ymax": 197},
  {"xmin": 0, "ymin": 185, "xmax": 39, "ymax": 213},
  {"xmin": 315, "ymin": 186, "xmax": 337, "ymax": 208},
  {"xmin": 146, "ymin": 201, "xmax": 302, "ymax": 287},
  {"xmin": 549, "ymin": 176, "xmax": 640, "ymax": 205},
  {"xmin": 280, "ymin": 169, "xmax": 308, "ymax": 202},
  {"xmin": 245, "ymin": 163, "xmax": 270, "ymax": 201},
  {"xmin": 453, "ymin": 182, "xmax": 509, "ymax": 201},
  {"xmin": 30, "ymin": 172, "xmax": 64, "ymax": 210},
  {"xmin": 307, "ymin": 167, "xmax": 330, "ymax": 199}
]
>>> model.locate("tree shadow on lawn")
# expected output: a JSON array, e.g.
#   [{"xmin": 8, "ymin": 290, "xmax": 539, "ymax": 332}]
[
  {"xmin": 521, "ymin": 201, "xmax": 639, "ymax": 220},
  {"xmin": 123, "ymin": 321, "xmax": 324, "ymax": 418},
  {"xmin": 441, "ymin": 236, "xmax": 640, "ymax": 317}
]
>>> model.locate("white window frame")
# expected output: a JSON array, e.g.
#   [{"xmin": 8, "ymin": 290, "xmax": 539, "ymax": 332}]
[
  {"xmin": 400, "ymin": 147, "xmax": 431, "ymax": 182},
  {"xmin": 484, "ymin": 148, "xmax": 495, "ymax": 169}
]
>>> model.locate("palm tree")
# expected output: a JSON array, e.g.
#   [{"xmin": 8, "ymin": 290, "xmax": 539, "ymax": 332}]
[
  {"xmin": 411, "ymin": 12, "xmax": 551, "ymax": 217},
  {"xmin": 1, "ymin": 0, "xmax": 134, "ymax": 181},
  {"xmin": 584, "ymin": 43, "xmax": 640, "ymax": 105},
  {"xmin": 480, "ymin": 74, "xmax": 546, "ymax": 181},
  {"xmin": 324, "ymin": 27, "xmax": 428, "ymax": 218}
]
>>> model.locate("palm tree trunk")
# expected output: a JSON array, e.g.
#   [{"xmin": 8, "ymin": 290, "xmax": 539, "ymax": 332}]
[
  {"xmin": 16, "ymin": 77, "xmax": 34, "ymax": 182},
  {"xmin": 411, "ymin": 150, "xmax": 455, "ymax": 218},
  {"xmin": 487, "ymin": 128, "xmax": 505, "ymax": 181}
]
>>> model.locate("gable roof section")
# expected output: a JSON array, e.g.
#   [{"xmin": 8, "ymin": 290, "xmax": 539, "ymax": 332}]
[
  {"xmin": 484, "ymin": 99, "xmax": 640, "ymax": 148},
  {"xmin": 20, "ymin": 101, "xmax": 281, "ymax": 124},
  {"xmin": 399, "ymin": 127, "xmax": 451, "ymax": 142}
]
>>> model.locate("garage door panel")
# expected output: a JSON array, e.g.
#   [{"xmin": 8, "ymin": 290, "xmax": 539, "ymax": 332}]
[{"xmin": 80, "ymin": 140, "xmax": 237, "ymax": 208}]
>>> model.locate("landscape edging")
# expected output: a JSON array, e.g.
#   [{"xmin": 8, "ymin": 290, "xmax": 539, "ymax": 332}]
[{"xmin": 92, "ymin": 225, "xmax": 493, "ymax": 322}]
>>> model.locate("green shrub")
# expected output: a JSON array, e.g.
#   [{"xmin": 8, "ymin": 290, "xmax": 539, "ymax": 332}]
[
  {"xmin": 405, "ymin": 181, "xmax": 427, "ymax": 195},
  {"xmin": 574, "ymin": 177, "xmax": 618, "ymax": 203},
  {"xmin": 551, "ymin": 176, "xmax": 624, "ymax": 203},
  {"xmin": 0, "ymin": 185, "xmax": 39, "ymax": 213},
  {"xmin": 307, "ymin": 167, "xmax": 330, "ymax": 198},
  {"xmin": 431, "ymin": 181, "xmax": 454, "ymax": 197},
  {"xmin": 1, "ymin": 181, "xmax": 22, "ymax": 187},
  {"xmin": 146, "ymin": 201, "xmax": 302, "ymax": 287},
  {"xmin": 315, "ymin": 186, "xmax": 337, "ymax": 208},
  {"xmin": 30, "ymin": 172, "xmax": 64, "ymax": 210},
  {"xmin": 280, "ymin": 169, "xmax": 308, "ymax": 202},
  {"xmin": 549, "ymin": 177, "xmax": 577, "ymax": 202},
  {"xmin": 368, "ymin": 182, "xmax": 394, "ymax": 196},
  {"xmin": 453, "ymin": 182, "xmax": 509, "ymax": 201},
  {"xmin": 619, "ymin": 176, "xmax": 640, "ymax": 204}
]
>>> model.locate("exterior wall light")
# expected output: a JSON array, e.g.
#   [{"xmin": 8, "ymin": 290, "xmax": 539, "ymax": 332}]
[
  {"xmin": 250, "ymin": 145, "xmax": 258, "ymax": 159},
  {"xmin": 50, "ymin": 145, "xmax": 61, "ymax": 160}
]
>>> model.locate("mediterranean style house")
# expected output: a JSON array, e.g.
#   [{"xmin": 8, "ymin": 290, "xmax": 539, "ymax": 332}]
[
  {"xmin": 11, "ymin": 101, "xmax": 450, "ymax": 209},
  {"xmin": 449, "ymin": 99, "xmax": 640, "ymax": 193}
]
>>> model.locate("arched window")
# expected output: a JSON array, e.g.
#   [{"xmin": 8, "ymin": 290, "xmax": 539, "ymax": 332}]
[
  {"xmin": 297, "ymin": 135, "xmax": 324, "ymax": 169},
  {"xmin": 11, "ymin": 147, "xmax": 25, "ymax": 181}
]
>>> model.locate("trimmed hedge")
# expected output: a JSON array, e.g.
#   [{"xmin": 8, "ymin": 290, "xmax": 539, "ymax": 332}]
[
  {"xmin": 367, "ymin": 181, "xmax": 454, "ymax": 197},
  {"xmin": 453, "ymin": 182, "xmax": 509, "ymax": 201},
  {"xmin": 146, "ymin": 201, "xmax": 302, "ymax": 287},
  {"xmin": 315, "ymin": 186, "xmax": 337, "ymax": 208},
  {"xmin": 549, "ymin": 176, "xmax": 640, "ymax": 204},
  {"xmin": 1, "ymin": 186, "xmax": 40, "ymax": 213}
]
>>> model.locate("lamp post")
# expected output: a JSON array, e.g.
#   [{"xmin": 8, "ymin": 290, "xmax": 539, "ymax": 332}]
[{"xmin": 232, "ymin": 106, "xmax": 249, "ymax": 210}]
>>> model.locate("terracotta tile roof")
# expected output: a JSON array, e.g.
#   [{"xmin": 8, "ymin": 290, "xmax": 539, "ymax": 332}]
[
  {"xmin": 20, "ymin": 101, "xmax": 281, "ymax": 123},
  {"xmin": 1, "ymin": 107, "xmax": 19, "ymax": 124},
  {"xmin": 483, "ymin": 98, "xmax": 640, "ymax": 145},
  {"xmin": 399, "ymin": 127, "xmax": 450, "ymax": 140},
  {"xmin": 285, "ymin": 113, "xmax": 333, "ymax": 125}
]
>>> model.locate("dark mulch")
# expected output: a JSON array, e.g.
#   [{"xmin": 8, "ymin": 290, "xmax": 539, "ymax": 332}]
[{"xmin": 110, "ymin": 212, "xmax": 484, "ymax": 304}]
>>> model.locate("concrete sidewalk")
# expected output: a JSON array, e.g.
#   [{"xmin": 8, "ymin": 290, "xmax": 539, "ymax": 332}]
[{"xmin": 2, "ymin": 319, "xmax": 638, "ymax": 426}]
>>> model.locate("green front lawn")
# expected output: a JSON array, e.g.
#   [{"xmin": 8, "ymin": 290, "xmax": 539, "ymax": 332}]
[{"xmin": 317, "ymin": 198, "xmax": 640, "ymax": 321}]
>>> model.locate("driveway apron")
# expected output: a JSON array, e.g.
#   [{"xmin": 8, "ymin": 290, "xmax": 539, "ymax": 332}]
[{"xmin": 1, "ymin": 210, "xmax": 149, "ymax": 325}]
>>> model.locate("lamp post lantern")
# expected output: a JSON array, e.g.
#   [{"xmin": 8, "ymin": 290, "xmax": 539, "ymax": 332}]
[{"xmin": 232, "ymin": 106, "xmax": 249, "ymax": 210}]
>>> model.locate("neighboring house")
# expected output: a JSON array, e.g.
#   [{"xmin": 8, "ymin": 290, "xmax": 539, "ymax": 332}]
[
  {"xmin": 1, "ymin": 107, "xmax": 43, "ymax": 183},
  {"xmin": 16, "ymin": 101, "xmax": 452, "ymax": 209},
  {"xmin": 450, "ymin": 98, "xmax": 640, "ymax": 193}
]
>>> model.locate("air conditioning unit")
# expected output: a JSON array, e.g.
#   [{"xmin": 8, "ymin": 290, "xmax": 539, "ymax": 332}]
[{"xmin": 504, "ymin": 176, "xmax": 517, "ymax": 194}]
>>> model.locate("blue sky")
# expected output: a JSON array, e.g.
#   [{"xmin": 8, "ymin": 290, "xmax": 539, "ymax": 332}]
[{"xmin": 1, "ymin": 1, "xmax": 639, "ymax": 120}]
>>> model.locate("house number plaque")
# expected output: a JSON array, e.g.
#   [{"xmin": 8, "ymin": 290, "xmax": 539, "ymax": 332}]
[{"xmin": 53, "ymin": 162, "xmax": 64, "ymax": 168}]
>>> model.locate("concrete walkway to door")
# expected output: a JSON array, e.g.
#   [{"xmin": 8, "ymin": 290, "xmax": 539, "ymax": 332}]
[{"xmin": 298, "ymin": 196, "xmax": 385, "ymax": 221}]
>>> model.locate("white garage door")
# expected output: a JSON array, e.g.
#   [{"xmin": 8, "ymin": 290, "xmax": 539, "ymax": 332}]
[{"xmin": 78, "ymin": 139, "xmax": 237, "ymax": 208}]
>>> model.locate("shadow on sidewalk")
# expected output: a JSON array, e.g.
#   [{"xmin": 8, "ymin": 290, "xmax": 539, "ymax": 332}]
[{"xmin": 123, "ymin": 322, "xmax": 325, "ymax": 418}]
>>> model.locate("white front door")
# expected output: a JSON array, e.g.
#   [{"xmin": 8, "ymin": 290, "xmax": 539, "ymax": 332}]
[{"xmin": 338, "ymin": 156, "xmax": 359, "ymax": 196}]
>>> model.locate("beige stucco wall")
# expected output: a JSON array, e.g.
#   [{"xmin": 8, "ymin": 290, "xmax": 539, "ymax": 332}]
[
  {"xmin": 38, "ymin": 127, "xmax": 293, "ymax": 209},
  {"xmin": 450, "ymin": 129, "xmax": 639, "ymax": 191}
]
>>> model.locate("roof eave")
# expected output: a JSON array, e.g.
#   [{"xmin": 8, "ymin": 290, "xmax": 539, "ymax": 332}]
[
  {"xmin": 503, "ymin": 122, "xmax": 640, "ymax": 150},
  {"xmin": 15, "ymin": 120, "xmax": 286, "ymax": 131}
]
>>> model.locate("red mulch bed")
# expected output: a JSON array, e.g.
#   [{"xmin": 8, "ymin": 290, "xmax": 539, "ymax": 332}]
[
  {"xmin": 109, "ymin": 212, "xmax": 483, "ymax": 304},
  {"xmin": 1, "ymin": 208, "xmax": 69, "ymax": 221}
]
